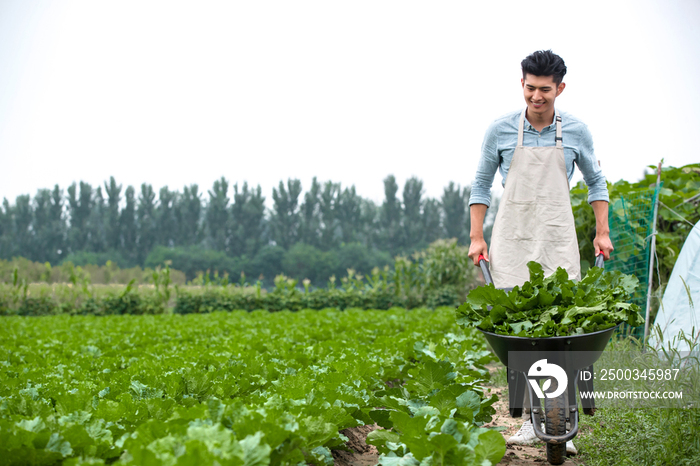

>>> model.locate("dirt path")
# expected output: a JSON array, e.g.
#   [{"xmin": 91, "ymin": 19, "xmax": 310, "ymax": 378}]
[
  {"xmin": 483, "ymin": 362, "xmax": 585, "ymax": 465},
  {"xmin": 483, "ymin": 386, "xmax": 584, "ymax": 465},
  {"xmin": 332, "ymin": 365, "xmax": 586, "ymax": 465},
  {"xmin": 332, "ymin": 424, "xmax": 380, "ymax": 466}
]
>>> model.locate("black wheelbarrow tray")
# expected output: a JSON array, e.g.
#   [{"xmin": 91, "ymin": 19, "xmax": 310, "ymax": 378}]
[{"xmin": 476, "ymin": 254, "xmax": 614, "ymax": 464}]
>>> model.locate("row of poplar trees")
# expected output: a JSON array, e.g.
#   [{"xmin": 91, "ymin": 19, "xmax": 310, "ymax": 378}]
[{"xmin": 0, "ymin": 175, "xmax": 486, "ymax": 268}]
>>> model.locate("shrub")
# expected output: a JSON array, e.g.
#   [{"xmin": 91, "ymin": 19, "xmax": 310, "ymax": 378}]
[{"xmin": 146, "ymin": 245, "xmax": 235, "ymax": 281}]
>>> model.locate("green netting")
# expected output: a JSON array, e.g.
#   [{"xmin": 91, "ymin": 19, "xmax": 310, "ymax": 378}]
[{"xmin": 606, "ymin": 184, "xmax": 661, "ymax": 338}]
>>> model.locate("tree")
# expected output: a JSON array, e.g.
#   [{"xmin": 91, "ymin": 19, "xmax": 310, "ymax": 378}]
[
  {"xmin": 231, "ymin": 182, "xmax": 265, "ymax": 257},
  {"xmin": 34, "ymin": 185, "xmax": 66, "ymax": 264},
  {"xmin": 0, "ymin": 199, "xmax": 12, "ymax": 259},
  {"xmin": 245, "ymin": 184, "xmax": 266, "ymax": 257},
  {"xmin": 67, "ymin": 182, "xmax": 93, "ymax": 254},
  {"xmin": 319, "ymin": 181, "xmax": 340, "ymax": 251},
  {"xmin": 88, "ymin": 186, "xmax": 106, "ymax": 253},
  {"xmin": 359, "ymin": 198, "xmax": 379, "ymax": 250},
  {"xmin": 32, "ymin": 189, "xmax": 53, "ymax": 261},
  {"xmin": 103, "ymin": 177, "xmax": 122, "ymax": 252},
  {"xmin": 157, "ymin": 186, "xmax": 177, "ymax": 247},
  {"xmin": 205, "ymin": 177, "xmax": 231, "ymax": 252},
  {"xmin": 299, "ymin": 177, "xmax": 321, "ymax": 248},
  {"xmin": 379, "ymin": 175, "xmax": 402, "ymax": 255},
  {"xmin": 137, "ymin": 184, "xmax": 157, "ymax": 263},
  {"xmin": 249, "ymin": 244, "xmax": 286, "ymax": 284},
  {"xmin": 422, "ymin": 198, "xmax": 442, "ymax": 247},
  {"xmin": 337, "ymin": 185, "xmax": 362, "ymax": 244},
  {"xmin": 282, "ymin": 243, "xmax": 324, "ymax": 284},
  {"xmin": 176, "ymin": 184, "xmax": 202, "ymax": 246},
  {"xmin": 402, "ymin": 177, "xmax": 424, "ymax": 252},
  {"xmin": 145, "ymin": 245, "xmax": 235, "ymax": 281},
  {"xmin": 270, "ymin": 179, "xmax": 302, "ymax": 250},
  {"xmin": 442, "ymin": 182, "xmax": 470, "ymax": 244},
  {"xmin": 14, "ymin": 195, "xmax": 34, "ymax": 259},
  {"xmin": 335, "ymin": 242, "xmax": 390, "ymax": 279},
  {"xmin": 121, "ymin": 186, "xmax": 137, "ymax": 265}
]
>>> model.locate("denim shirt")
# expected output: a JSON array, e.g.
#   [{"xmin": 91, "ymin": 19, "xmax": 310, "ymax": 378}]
[{"xmin": 468, "ymin": 109, "xmax": 609, "ymax": 207}]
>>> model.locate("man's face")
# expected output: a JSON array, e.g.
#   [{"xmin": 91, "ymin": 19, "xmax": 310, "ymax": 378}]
[{"xmin": 521, "ymin": 74, "xmax": 565, "ymax": 119}]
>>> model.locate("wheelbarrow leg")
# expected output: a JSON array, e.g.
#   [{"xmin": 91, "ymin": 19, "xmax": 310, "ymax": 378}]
[
  {"xmin": 527, "ymin": 381, "xmax": 543, "ymax": 426},
  {"xmin": 508, "ymin": 368, "xmax": 526, "ymax": 418},
  {"xmin": 567, "ymin": 368, "xmax": 578, "ymax": 413},
  {"xmin": 579, "ymin": 364, "xmax": 596, "ymax": 415}
]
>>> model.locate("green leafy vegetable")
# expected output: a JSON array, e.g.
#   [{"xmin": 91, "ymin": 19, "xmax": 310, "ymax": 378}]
[
  {"xmin": 0, "ymin": 308, "xmax": 504, "ymax": 465},
  {"xmin": 456, "ymin": 262, "xmax": 644, "ymax": 337}
]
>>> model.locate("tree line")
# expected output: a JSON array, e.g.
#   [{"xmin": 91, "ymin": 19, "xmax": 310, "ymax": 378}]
[{"xmin": 0, "ymin": 175, "xmax": 497, "ymax": 282}]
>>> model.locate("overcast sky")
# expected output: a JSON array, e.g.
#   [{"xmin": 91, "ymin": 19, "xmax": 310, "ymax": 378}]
[{"xmin": 1, "ymin": 0, "xmax": 698, "ymax": 207}]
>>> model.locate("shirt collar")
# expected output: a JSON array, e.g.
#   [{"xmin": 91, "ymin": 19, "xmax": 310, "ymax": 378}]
[{"xmin": 524, "ymin": 109, "xmax": 558, "ymax": 131}]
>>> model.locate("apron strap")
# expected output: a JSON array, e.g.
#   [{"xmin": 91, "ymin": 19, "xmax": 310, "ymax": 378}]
[
  {"xmin": 555, "ymin": 110, "xmax": 563, "ymax": 148},
  {"xmin": 517, "ymin": 109, "xmax": 526, "ymax": 146},
  {"xmin": 518, "ymin": 108, "xmax": 563, "ymax": 147}
]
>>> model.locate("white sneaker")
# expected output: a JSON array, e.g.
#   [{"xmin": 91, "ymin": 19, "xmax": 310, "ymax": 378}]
[
  {"xmin": 566, "ymin": 440, "xmax": 577, "ymax": 455},
  {"xmin": 507, "ymin": 420, "xmax": 540, "ymax": 445}
]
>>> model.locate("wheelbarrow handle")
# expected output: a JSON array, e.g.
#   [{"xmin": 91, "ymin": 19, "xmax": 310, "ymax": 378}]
[
  {"xmin": 478, "ymin": 253, "xmax": 605, "ymax": 285},
  {"xmin": 594, "ymin": 251, "xmax": 605, "ymax": 269},
  {"xmin": 478, "ymin": 254, "xmax": 493, "ymax": 285}
]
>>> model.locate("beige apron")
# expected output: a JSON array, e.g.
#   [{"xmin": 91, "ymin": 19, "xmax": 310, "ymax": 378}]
[{"xmin": 489, "ymin": 109, "xmax": 580, "ymax": 289}]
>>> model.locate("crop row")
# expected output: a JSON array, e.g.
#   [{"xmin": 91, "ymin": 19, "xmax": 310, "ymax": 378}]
[
  {"xmin": 0, "ymin": 283, "xmax": 465, "ymax": 316},
  {"xmin": 1, "ymin": 256, "xmax": 473, "ymax": 315},
  {"xmin": 0, "ymin": 308, "xmax": 505, "ymax": 465}
]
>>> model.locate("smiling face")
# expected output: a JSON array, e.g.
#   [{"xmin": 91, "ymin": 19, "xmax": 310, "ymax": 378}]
[{"xmin": 521, "ymin": 74, "xmax": 565, "ymax": 123}]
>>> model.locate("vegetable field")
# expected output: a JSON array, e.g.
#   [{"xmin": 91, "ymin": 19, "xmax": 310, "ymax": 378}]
[{"xmin": 0, "ymin": 308, "xmax": 505, "ymax": 466}]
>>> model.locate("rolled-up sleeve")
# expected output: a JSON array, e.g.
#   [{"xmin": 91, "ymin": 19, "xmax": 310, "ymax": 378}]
[
  {"xmin": 469, "ymin": 122, "xmax": 500, "ymax": 207},
  {"xmin": 575, "ymin": 125, "xmax": 609, "ymax": 203}
]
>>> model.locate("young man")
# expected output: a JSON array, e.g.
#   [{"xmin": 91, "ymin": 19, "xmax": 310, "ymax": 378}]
[{"xmin": 467, "ymin": 50, "xmax": 614, "ymax": 455}]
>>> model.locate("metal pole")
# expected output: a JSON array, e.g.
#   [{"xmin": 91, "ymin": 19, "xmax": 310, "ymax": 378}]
[{"xmin": 643, "ymin": 161, "xmax": 662, "ymax": 345}]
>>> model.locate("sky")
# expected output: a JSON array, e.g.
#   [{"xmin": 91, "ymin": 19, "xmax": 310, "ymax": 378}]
[{"xmin": 1, "ymin": 0, "xmax": 699, "ymax": 207}]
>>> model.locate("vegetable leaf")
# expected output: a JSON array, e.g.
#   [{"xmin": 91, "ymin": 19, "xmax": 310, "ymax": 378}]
[{"xmin": 457, "ymin": 262, "xmax": 643, "ymax": 337}]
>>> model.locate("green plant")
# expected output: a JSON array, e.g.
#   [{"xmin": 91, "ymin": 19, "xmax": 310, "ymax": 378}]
[
  {"xmin": 457, "ymin": 262, "xmax": 644, "ymax": 336},
  {"xmin": 150, "ymin": 262, "xmax": 173, "ymax": 309},
  {"xmin": 0, "ymin": 308, "xmax": 504, "ymax": 465},
  {"xmin": 571, "ymin": 163, "xmax": 700, "ymax": 321},
  {"xmin": 0, "ymin": 257, "xmax": 187, "ymax": 285},
  {"xmin": 575, "ymin": 328, "xmax": 700, "ymax": 464}
]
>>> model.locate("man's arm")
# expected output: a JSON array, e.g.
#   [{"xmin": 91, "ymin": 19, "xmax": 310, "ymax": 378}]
[
  {"xmin": 468, "ymin": 203, "xmax": 489, "ymax": 265},
  {"xmin": 591, "ymin": 200, "xmax": 613, "ymax": 259},
  {"xmin": 573, "ymin": 123, "xmax": 613, "ymax": 259},
  {"xmin": 575, "ymin": 122, "xmax": 609, "ymax": 205},
  {"xmin": 468, "ymin": 119, "xmax": 502, "ymax": 266}
]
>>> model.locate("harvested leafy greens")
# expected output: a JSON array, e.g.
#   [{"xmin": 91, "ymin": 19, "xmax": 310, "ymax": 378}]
[{"xmin": 456, "ymin": 262, "xmax": 644, "ymax": 337}]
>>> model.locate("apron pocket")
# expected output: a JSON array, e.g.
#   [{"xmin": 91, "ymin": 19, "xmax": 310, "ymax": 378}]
[{"xmin": 496, "ymin": 200, "xmax": 537, "ymax": 241}]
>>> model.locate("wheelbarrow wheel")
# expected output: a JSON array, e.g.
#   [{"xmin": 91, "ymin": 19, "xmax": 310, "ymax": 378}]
[{"xmin": 544, "ymin": 393, "xmax": 567, "ymax": 465}]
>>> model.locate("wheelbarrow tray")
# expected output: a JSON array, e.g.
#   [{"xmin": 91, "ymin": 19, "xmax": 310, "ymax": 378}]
[
  {"xmin": 480, "ymin": 324, "xmax": 618, "ymax": 420},
  {"xmin": 480, "ymin": 324, "xmax": 618, "ymax": 373}
]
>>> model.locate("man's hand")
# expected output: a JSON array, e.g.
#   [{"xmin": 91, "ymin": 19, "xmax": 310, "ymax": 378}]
[
  {"xmin": 468, "ymin": 238, "xmax": 489, "ymax": 266},
  {"xmin": 594, "ymin": 233, "xmax": 614, "ymax": 260},
  {"xmin": 591, "ymin": 200, "xmax": 613, "ymax": 260},
  {"xmin": 469, "ymin": 204, "xmax": 489, "ymax": 265}
]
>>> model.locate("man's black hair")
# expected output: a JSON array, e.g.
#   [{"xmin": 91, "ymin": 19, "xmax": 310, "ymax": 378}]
[{"xmin": 521, "ymin": 50, "xmax": 567, "ymax": 85}]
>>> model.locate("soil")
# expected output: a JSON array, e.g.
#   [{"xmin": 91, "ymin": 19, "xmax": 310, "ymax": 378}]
[
  {"xmin": 483, "ymin": 362, "xmax": 585, "ymax": 465},
  {"xmin": 484, "ymin": 386, "xmax": 583, "ymax": 465},
  {"xmin": 330, "ymin": 365, "xmax": 586, "ymax": 465},
  {"xmin": 332, "ymin": 424, "xmax": 381, "ymax": 466}
]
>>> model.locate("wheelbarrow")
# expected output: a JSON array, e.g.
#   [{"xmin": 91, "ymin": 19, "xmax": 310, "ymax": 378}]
[{"xmin": 477, "ymin": 253, "xmax": 615, "ymax": 465}]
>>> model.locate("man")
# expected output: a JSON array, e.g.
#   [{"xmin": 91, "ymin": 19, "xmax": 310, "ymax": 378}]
[{"xmin": 467, "ymin": 50, "xmax": 614, "ymax": 455}]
